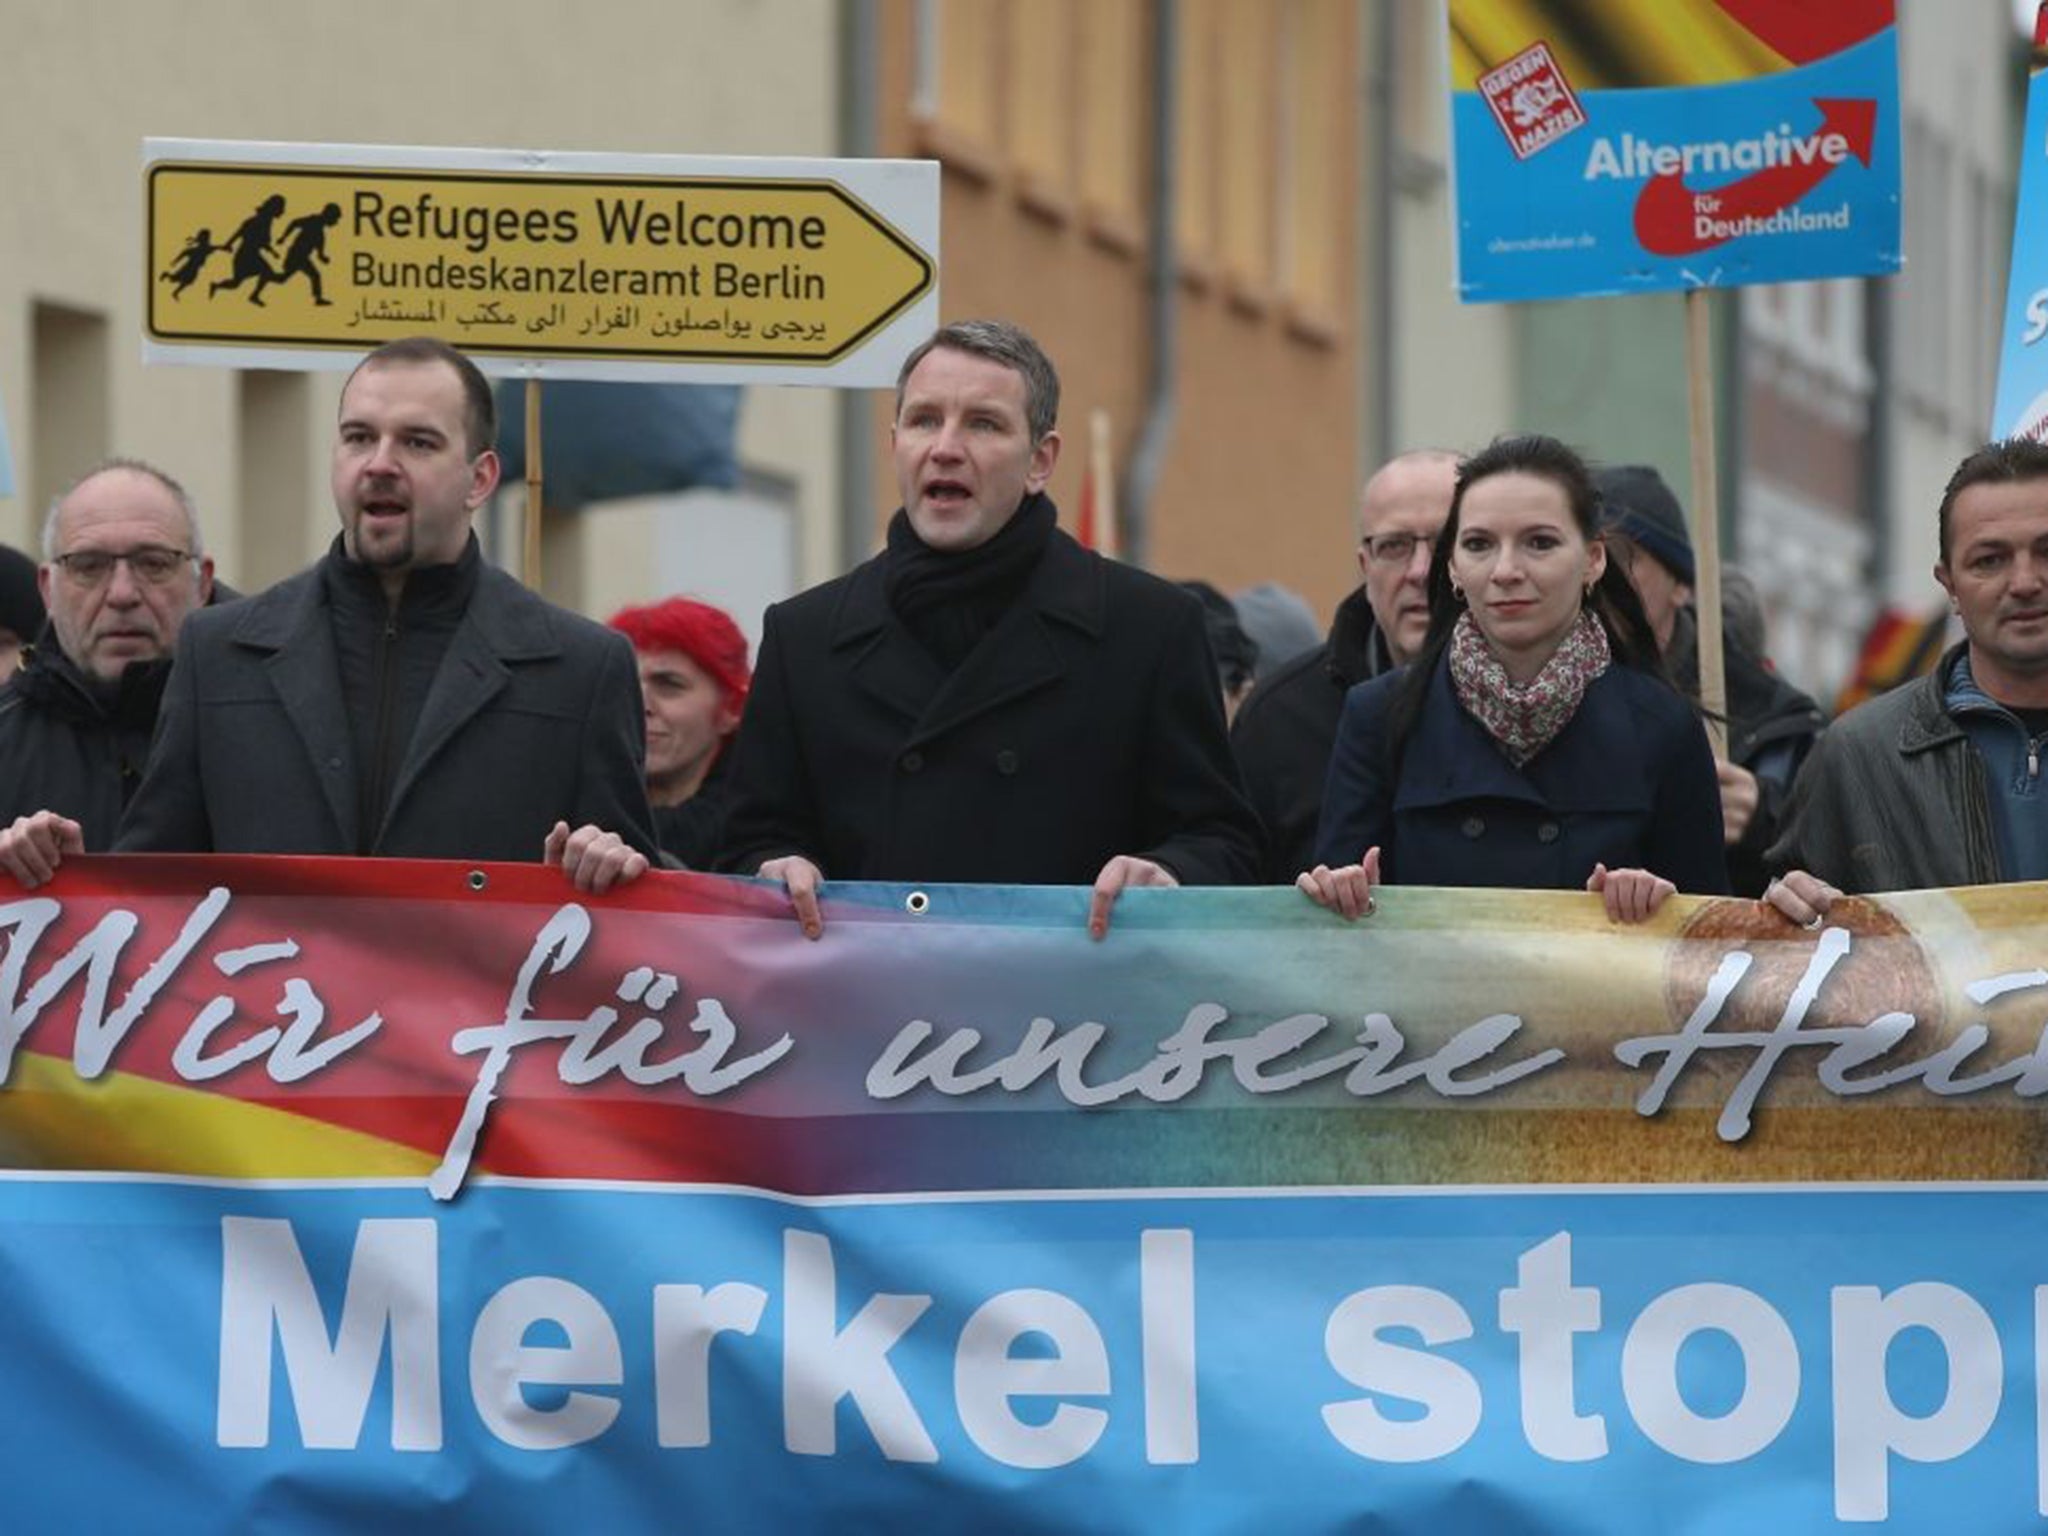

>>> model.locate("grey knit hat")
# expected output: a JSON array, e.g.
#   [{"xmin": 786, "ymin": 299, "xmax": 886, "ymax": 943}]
[{"xmin": 1595, "ymin": 464, "xmax": 1695, "ymax": 586}]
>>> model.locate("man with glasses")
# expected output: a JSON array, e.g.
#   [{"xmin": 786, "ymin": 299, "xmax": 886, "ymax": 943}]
[
  {"xmin": 0, "ymin": 459, "xmax": 215, "ymax": 845},
  {"xmin": 1231, "ymin": 449, "xmax": 1459, "ymax": 879},
  {"xmin": 0, "ymin": 338, "xmax": 653, "ymax": 892}
]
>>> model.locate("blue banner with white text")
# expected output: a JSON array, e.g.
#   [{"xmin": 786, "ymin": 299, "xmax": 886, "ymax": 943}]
[{"xmin": 5, "ymin": 858, "xmax": 2048, "ymax": 1529}]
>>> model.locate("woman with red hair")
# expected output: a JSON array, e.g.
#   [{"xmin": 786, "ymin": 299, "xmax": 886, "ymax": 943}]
[{"xmin": 607, "ymin": 596, "xmax": 752, "ymax": 868}]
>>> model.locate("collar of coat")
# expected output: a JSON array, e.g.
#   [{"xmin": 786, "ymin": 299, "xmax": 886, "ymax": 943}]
[
  {"xmin": 1894, "ymin": 641, "xmax": 1971, "ymax": 756},
  {"xmin": 213, "ymin": 543, "xmax": 570, "ymax": 853},
  {"xmin": 227, "ymin": 540, "xmax": 563, "ymax": 663},
  {"xmin": 1395, "ymin": 655, "xmax": 1658, "ymax": 814},
  {"xmin": 9, "ymin": 619, "xmax": 172, "ymax": 729},
  {"xmin": 829, "ymin": 518, "xmax": 1104, "ymax": 649},
  {"xmin": 823, "ymin": 520, "xmax": 1109, "ymax": 748}
]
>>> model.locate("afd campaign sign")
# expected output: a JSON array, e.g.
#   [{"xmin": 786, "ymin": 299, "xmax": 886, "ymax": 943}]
[
  {"xmin": 1446, "ymin": 2, "xmax": 1903, "ymax": 302},
  {"xmin": 1995, "ymin": 10, "xmax": 2048, "ymax": 442},
  {"xmin": 0, "ymin": 373, "xmax": 13, "ymax": 496},
  {"xmin": 6, "ymin": 858, "xmax": 2048, "ymax": 1529}
]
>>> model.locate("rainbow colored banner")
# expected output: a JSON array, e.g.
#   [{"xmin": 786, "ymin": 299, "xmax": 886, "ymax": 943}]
[{"xmin": 6, "ymin": 858, "xmax": 2048, "ymax": 1529}]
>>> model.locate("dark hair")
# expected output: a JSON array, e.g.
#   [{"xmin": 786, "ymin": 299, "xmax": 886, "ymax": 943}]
[
  {"xmin": 1176, "ymin": 580, "xmax": 1259, "ymax": 696},
  {"xmin": 894, "ymin": 320, "xmax": 1060, "ymax": 442},
  {"xmin": 344, "ymin": 336, "xmax": 497, "ymax": 458},
  {"xmin": 1936, "ymin": 438, "xmax": 2048, "ymax": 563},
  {"xmin": 1385, "ymin": 433, "xmax": 1668, "ymax": 762}
]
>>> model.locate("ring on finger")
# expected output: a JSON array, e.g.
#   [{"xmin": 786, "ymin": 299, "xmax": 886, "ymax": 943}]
[{"xmin": 1801, "ymin": 913, "xmax": 1823, "ymax": 932}]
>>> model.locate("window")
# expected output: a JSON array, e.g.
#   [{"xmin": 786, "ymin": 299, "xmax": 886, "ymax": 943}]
[
  {"xmin": 912, "ymin": 0, "xmax": 1004, "ymax": 179},
  {"xmin": 1079, "ymin": 0, "xmax": 1145, "ymax": 247},
  {"xmin": 1278, "ymin": 0, "xmax": 1348, "ymax": 326},
  {"xmin": 1174, "ymin": 0, "xmax": 1221, "ymax": 275},
  {"xmin": 31, "ymin": 303, "xmax": 109, "ymax": 518},
  {"xmin": 1010, "ymin": 0, "xmax": 1076, "ymax": 217},
  {"xmin": 1216, "ymin": 0, "xmax": 1279, "ymax": 301},
  {"xmin": 238, "ymin": 371, "xmax": 311, "ymax": 587}
]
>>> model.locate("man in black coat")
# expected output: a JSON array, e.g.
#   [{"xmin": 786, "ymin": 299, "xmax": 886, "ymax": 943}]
[
  {"xmin": 720, "ymin": 319, "xmax": 1259, "ymax": 938},
  {"xmin": 0, "ymin": 338, "xmax": 653, "ymax": 892},
  {"xmin": 1229, "ymin": 450, "xmax": 1458, "ymax": 881},
  {"xmin": 0, "ymin": 459, "xmax": 216, "ymax": 846}
]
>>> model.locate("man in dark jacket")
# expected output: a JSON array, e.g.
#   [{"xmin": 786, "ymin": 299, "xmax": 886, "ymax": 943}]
[
  {"xmin": 720, "ymin": 319, "xmax": 1260, "ymax": 938},
  {"xmin": 1229, "ymin": 450, "xmax": 1457, "ymax": 881},
  {"xmin": 1769, "ymin": 439, "xmax": 2048, "ymax": 920},
  {"xmin": 0, "ymin": 338, "xmax": 653, "ymax": 893},
  {"xmin": 0, "ymin": 459, "xmax": 215, "ymax": 845},
  {"xmin": 0, "ymin": 542, "xmax": 44, "ymax": 684},
  {"xmin": 1596, "ymin": 463, "xmax": 1824, "ymax": 897}
]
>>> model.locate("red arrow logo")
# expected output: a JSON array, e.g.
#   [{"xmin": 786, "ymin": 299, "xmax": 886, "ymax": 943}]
[{"xmin": 1633, "ymin": 98, "xmax": 1876, "ymax": 258}]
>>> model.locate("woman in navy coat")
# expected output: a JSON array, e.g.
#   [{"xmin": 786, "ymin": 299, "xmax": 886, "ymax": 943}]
[{"xmin": 1300, "ymin": 434, "xmax": 1727, "ymax": 923}]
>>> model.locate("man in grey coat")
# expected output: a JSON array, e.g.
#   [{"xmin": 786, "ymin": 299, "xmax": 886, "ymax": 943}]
[
  {"xmin": 0, "ymin": 337, "xmax": 653, "ymax": 892},
  {"xmin": 1767, "ymin": 439, "xmax": 2048, "ymax": 922}
]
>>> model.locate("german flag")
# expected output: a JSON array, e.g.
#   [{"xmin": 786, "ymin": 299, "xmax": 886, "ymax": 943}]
[
  {"xmin": 1448, "ymin": 0, "xmax": 1893, "ymax": 91},
  {"xmin": 1834, "ymin": 603, "xmax": 1950, "ymax": 715}
]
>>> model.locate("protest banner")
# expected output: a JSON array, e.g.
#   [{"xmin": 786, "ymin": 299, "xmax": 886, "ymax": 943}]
[
  {"xmin": 5, "ymin": 858, "xmax": 2048, "ymax": 1529},
  {"xmin": 1994, "ymin": 7, "xmax": 2048, "ymax": 442}
]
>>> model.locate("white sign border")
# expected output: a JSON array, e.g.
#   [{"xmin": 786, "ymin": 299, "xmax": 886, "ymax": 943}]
[{"xmin": 141, "ymin": 137, "xmax": 941, "ymax": 387}]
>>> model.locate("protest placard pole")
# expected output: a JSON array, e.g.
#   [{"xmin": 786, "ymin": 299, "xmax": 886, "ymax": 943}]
[
  {"xmin": 1090, "ymin": 407, "xmax": 1120, "ymax": 559},
  {"xmin": 1685, "ymin": 288, "xmax": 1728, "ymax": 758},
  {"xmin": 523, "ymin": 379, "xmax": 544, "ymax": 589},
  {"xmin": 1442, "ymin": 4, "xmax": 1899, "ymax": 760}
]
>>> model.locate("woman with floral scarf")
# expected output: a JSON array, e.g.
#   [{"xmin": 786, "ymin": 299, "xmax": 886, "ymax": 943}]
[{"xmin": 1299, "ymin": 434, "xmax": 1728, "ymax": 924}]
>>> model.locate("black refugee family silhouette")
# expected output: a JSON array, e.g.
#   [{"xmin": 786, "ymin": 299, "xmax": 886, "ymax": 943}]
[{"xmin": 160, "ymin": 192, "xmax": 342, "ymax": 307}]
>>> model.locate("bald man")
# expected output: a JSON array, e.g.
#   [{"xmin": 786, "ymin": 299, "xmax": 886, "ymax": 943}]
[
  {"xmin": 1230, "ymin": 450, "xmax": 1459, "ymax": 880},
  {"xmin": 0, "ymin": 458, "xmax": 216, "ymax": 845}
]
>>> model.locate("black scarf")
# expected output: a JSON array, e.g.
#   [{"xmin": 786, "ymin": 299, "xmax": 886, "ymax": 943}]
[{"xmin": 882, "ymin": 493, "xmax": 1057, "ymax": 671}]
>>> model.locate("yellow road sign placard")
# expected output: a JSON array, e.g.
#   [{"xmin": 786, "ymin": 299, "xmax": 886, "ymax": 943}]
[{"xmin": 144, "ymin": 142, "xmax": 939, "ymax": 384}]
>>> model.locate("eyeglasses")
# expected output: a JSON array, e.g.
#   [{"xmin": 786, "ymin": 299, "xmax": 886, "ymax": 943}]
[
  {"xmin": 52, "ymin": 546, "xmax": 197, "ymax": 586},
  {"xmin": 1363, "ymin": 531, "xmax": 1431, "ymax": 567}
]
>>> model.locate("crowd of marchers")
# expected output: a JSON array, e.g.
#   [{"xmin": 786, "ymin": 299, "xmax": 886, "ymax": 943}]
[{"xmin": 2, "ymin": 320, "xmax": 2044, "ymax": 938}]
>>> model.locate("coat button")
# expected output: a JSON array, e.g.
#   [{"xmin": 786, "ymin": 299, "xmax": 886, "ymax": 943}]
[
  {"xmin": 1461, "ymin": 816, "xmax": 1485, "ymax": 839},
  {"xmin": 327, "ymin": 755, "xmax": 343, "ymax": 771},
  {"xmin": 1537, "ymin": 821, "xmax": 1561, "ymax": 844},
  {"xmin": 900, "ymin": 750, "xmax": 924, "ymax": 774},
  {"xmin": 995, "ymin": 748, "xmax": 1019, "ymax": 775}
]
